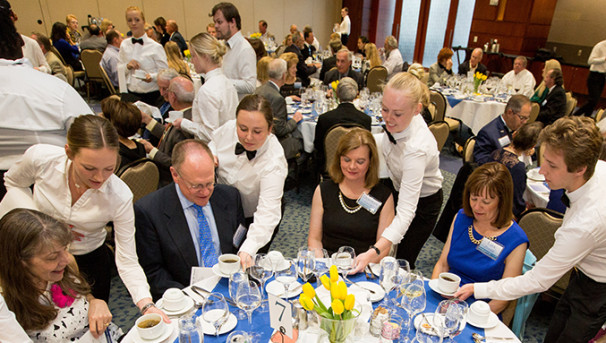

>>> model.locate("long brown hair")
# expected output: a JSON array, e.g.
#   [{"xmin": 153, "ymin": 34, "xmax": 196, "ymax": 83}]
[
  {"xmin": 0, "ymin": 209, "xmax": 90, "ymax": 330},
  {"xmin": 328, "ymin": 128, "xmax": 379, "ymax": 189}
]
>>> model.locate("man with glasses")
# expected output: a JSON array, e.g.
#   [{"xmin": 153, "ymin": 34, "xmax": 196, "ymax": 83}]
[
  {"xmin": 135, "ymin": 139, "xmax": 245, "ymax": 300},
  {"xmin": 473, "ymin": 94, "xmax": 532, "ymax": 165}
]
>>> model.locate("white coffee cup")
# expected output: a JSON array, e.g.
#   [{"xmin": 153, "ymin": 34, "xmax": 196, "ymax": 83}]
[
  {"xmin": 162, "ymin": 288, "xmax": 186, "ymax": 311},
  {"xmin": 468, "ymin": 301, "xmax": 491, "ymax": 325},
  {"xmin": 438, "ymin": 272, "xmax": 461, "ymax": 294},
  {"xmin": 168, "ymin": 110, "xmax": 183, "ymax": 122},
  {"xmin": 135, "ymin": 313, "xmax": 165, "ymax": 339},
  {"xmin": 218, "ymin": 254, "xmax": 241, "ymax": 275},
  {"xmin": 134, "ymin": 69, "xmax": 146, "ymax": 79}
]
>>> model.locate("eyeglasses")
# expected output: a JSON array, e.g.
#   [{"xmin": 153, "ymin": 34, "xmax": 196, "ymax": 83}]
[
  {"xmin": 515, "ymin": 113, "xmax": 530, "ymax": 122},
  {"xmin": 176, "ymin": 171, "xmax": 214, "ymax": 191}
]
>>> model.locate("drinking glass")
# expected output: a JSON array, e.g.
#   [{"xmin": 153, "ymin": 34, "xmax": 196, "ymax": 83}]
[
  {"xmin": 393, "ymin": 259, "xmax": 411, "ymax": 302},
  {"xmin": 178, "ymin": 316, "xmax": 203, "ymax": 343},
  {"xmin": 274, "ymin": 261, "xmax": 297, "ymax": 298},
  {"xmin": 379, "ymin": 257, "xmax": 398, "ymax": 306},
  {"xmin": 229, "ymin": 271, "xmax": 249, "ymax": 320},
  {"xmin": 400, "ymin": 283, "xmax": 426, "ymax": 342},
  {"xmin": 312, "ymin": 248, "xmax": 330, "ymax": 287},
  {"xmin": 236, "ymin": 280, "xmax": 262, "ymax": 327},
  {"xmin": 414, "ymin": 315, "xmax": 442, "ymax": 343},
  {"xmin": 247, "ymin": 253, "xmax": 273, "ymax": 311},
  {"xmin": 433, "ymin": 299, "xmax": 467, "ymax": 342},
  {"xmin": 296, "ymin": 247, "xmax": 316, "ymax": 283},
  {"xmin": 334, "ymin": 246, "xmax": 356, "ymax": 280},
  {"xmin": 202, "ymin": 293, "xmax": 229, "ymax": 337}
]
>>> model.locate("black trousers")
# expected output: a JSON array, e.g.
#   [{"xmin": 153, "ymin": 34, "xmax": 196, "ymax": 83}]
[
  {"xmin": 544, "ymin": 269, "xmax": 606, "ymax": 343},
  {"xmin": 574, "ymin": 71, "xmax": 606, "ymax": 117},
  {"xmin": 341, "ymin": 34, "xmax": 349, "ymax": 46},
  {"xmin": 74, "ymin": 244, "xmax": 115, "ymax": 302}
]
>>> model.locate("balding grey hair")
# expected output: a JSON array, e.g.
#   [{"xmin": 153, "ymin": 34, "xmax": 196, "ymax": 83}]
[
  {"xmin": 515, "ymin": 56, "xmax": 527, "ymax": 67},
  {"xmin": 168, "ymin": 77, "xmax": 195, "ymax": 104},
  {"xmin": 505, "ymin": 94, "xmax": 530, "ymax": 114},
  {"xmin": 268, "ymin": 58, "xmax": 287, "ymax": 80},
  {"xmin": 157, "ymin": 68, "xmax": 179, "ymax": 82},
  {"xmin": 291, "ymin": 31, "xmax": 302, "ymax": 45},
  {"xmin": 337, "ymin": 48, "xmax": 352, "ymax": 62},
  {"xmin": 337, "ymin": 77, "xmax": 358, "ymax": 102}
]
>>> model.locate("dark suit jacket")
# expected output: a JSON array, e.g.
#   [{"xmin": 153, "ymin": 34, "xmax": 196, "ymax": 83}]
[
  {"xmin": 135, "ymin": 183, "xmax": 245, "ymax": 300},
  {"xmin": 301, "ymin": 43, "xmax": 316, "ymax": 61},
  {"xmin": 536, "ymin": 85, "xmax": 567, "ymax": 126},
  {"xmin": 473, "ymin": 115, "xmax": 512, "ymax": 165},
  {"xmin": 285, "ymin": 44, "xmax": 316, "ymax": 87},
  {"xmin": 319, "ymin": 56, "xmax": 336, "ymax": 83},
  {"xmin": 314, "ymin": 102, "xmax": 372, "ymax": 172},
  {"xmin": 323, "ymin": 67, "xmax": 364, "ymax": 92},
  {"xmin": 458, "ymin": 62, "xmax": 488, "ymax": 76},
  {"xmin": 170, "ymin": 31, "xmax": 188, "ymax": 54}
]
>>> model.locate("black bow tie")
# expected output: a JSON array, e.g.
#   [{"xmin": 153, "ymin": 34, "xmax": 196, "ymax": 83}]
[
  {"xmin": 132, "ymin": 38, "xmax": 144, "ymax": 45},
  {"xmin": 382, "ymin": 125, "xmax": 397, "ymax": 144},
  {"xmin": 561, "ymin": 193, "xmax": 570, "ymax": 208},
  {"xmin": 235, "ymin": 143, "xmax": 257, "ymax": 160}
]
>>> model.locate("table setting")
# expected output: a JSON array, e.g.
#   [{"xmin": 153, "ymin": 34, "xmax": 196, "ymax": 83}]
[{"xmin": 524, "ymin": 167, "xmax": 550, "ymax": 208}]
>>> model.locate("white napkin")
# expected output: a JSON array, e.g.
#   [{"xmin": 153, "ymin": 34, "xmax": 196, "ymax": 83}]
[
  {"xmin": 182, "ymin": 267, "xmax": 221, "ymax": 303},
  {"xmin": 134, "ymin": 101, "xmax": 162, "ymax": 120}
]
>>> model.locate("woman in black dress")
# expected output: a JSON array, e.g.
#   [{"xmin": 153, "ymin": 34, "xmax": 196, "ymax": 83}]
[{"xmin": 100, "ymin": 96, "xmax": 146, "ymax": 169}]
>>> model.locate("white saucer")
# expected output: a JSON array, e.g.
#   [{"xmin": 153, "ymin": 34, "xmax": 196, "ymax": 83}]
[
  {"xmin": 266, "ymin": 280, "xmax": 302, "ymax": 298},
  {"xmin": 527, "ymin": 168, "xmax": 545, "ymax": 182},
  {"xmin": 156, "ymin": 297, "xmax": 194, "ymax": 316},
  {"xmin": 413, "ymin": 313, "xmax": 466, "ymax": 336},
  {"xmin": 212, "ymin": 264, "xmax": 239, "ymax": 278},
  {"xmin": 349, "ymin": 281, "xmax": 385, "ymax": 303},
  {"xmin": 466, "ymin": 311, "xmax": 499, "ymax": 329},
  {"xmin": 200, "ymin": 311, "xmax": 237, "ymax": 335},
  {"xmin": 368, "ymin": 263, "xmax": 381, "ymax": 277},
  {"xmin": 428, "ymin": 279, "xmax": 457, "ymax": 297},
  {"xmin": 133, "ymin": 323, "xmax": 174, "ymax": 343}
]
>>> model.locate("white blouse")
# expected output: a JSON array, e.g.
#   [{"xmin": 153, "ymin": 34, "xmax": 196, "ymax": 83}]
[{"xmin": 118, "ymin": 34, "xmax": 168, "ymax": 94}]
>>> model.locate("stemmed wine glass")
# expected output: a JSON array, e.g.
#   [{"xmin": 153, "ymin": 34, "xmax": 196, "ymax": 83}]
[
  {"xmin": 247, "ymin": 253, "xmax": 273, "ymax": 311},
  {"xmin": 312, "ymin": 248, "xmax": 330, "ymax": 288},
  {"xmin": 433, "ymin": 299, "xmax": 467, "ymax": 342},
  {"xmin": 228, "ymin": 271, "xmax": 249, "ymax": 320},
  {"xmin": 393, "ymin": 259, "xmax": 411, "ymax": 303},
  {"xmin": 297, "ymin": 247, "xmax": 316, "ymax": 283},
  {"xmin": 334, "ymin": 246, "xmax": 356, "ymax": 281},
  {"xmin": 379, "ymin": 257, "xmax": 399, "ymax": 306},
  {"xmin": 236, "ymin": 280, "xmax": 262, "ymax": 327},
  {"xmin": 400, "ymin": 283, "xmax": 426, "ymax": 342},
  {"xmin": 202, "ymin": 293, "xmax": 229, "ymax": 337},
  {"xmin": 274, "ymin": 260, "xmax": 297, "ymax": 298}
]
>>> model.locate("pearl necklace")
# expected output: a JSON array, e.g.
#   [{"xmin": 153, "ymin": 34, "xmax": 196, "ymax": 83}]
[
  {"xmin": 338, "ymin": 191, "xmax": 362, "ymax": 214},
  {"xmin": 468, "ymin": 224, "xmax": 496, "ymax": 245}
]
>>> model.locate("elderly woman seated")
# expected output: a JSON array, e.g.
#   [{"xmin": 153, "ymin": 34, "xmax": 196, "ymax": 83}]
[
  {"xmin": 428, "ymin": 48, "xmax": 454, "ymax": 86},
  {"xmin": 432, "ymin": 162, "xmax": 528, "ymax": 314}
]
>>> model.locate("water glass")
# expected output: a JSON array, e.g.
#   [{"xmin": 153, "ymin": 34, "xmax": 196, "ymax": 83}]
[
  {"xmin": 229, "ymin": 271, "xmax": 249, "ymax": 320},
  {"xmin": 202, "ymin": 293, "xmax": 229, "ymax": 337},
  {"xmin": 248, "ymin": 253, "xmax": 273, "ymax": 311},
  {"xmin": 296, "ymin": 247, "xmax": 316, "ymax": 283},
  {"xmin": 236, "ymin": 280, "xmax": 262, "ymax": 327},
  {"xmin": 434, "ymin": 299, "xmax": 467, "ymax": 342},
  {"xmin": 334, "ymin": 246, "xmax": 356, "ymax": 279},
  {"xmin": 401, "ymin": 283, "xmax": 426, "ymax": 342},
  {"xmin": 274, "ymin": 261, "xmax": 297, "ymax": 297},
  {"xmin": 179, "ymin": 316, "xmax": 203, "ymax": 343}
]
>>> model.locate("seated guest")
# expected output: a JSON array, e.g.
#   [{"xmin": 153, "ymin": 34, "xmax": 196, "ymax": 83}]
[
  {"xmin": 432, "ymin": 162, "xmax": 528, "ymax": 314},
  {"xmin": 255, "ymin": 58, "xmax": 303, "ymax": 159},
  {"xmin": 257, "ymin": 56, "xmax": 272, "ymax": 87},
  {"xmin": 275, "ymin": 34, "xmax": 291, "ymax": 57},
  {"xmin": 50, "ymin": 22, "xmax": 82, "ymax": 71},
  {"xmin": 362, "ymin": 42, "xmax": 381, "ymax": 76},
  {"xmin": 308, "ymin": 128, "xmax": 395, "ymax": 255},
  {"xmin": 206, "ymin": 22, "xmax": 216, "ymax": 37},
  {"xmin": 135, "ymin": 140, "xmax": 244, "ymax": 299},
  {"xmin": 536, "ymin": 68, "xmax": 567, "ymax": 126},
  {"xmin": 79, "ymin": 24, "xmax": 107, "ymax": 52},
  {"xmin": 323, "ymin": 48, "xmax": 364, "ymax": 91},
  {"xmin": 145, "ymin": 23, "xmax": 160, "ymax": 43},
  {"xmin": 428, "ymin": 47, "xmax": 453, "ymax": 86},
  {"xmin": 100, "ymin": 18, "xmax": 114, "ymax": 35},
  {"xmin": 175, "ymin": 32, "xmax": 237, "ymax": 142},
  {"xmin": 156, "ymin": 68, "xmax": 179, "ymax": 118},
  {"xmin": 490, "ymin": 122, "xmax": 543, "ymax": 218},
  {"xmin": 31, "ymin": 32, "xmax": 67, "ymax": 82},
  {"xmin": 473, "ymin": 95, "xmax": 531, "ymax": 165},
  {"xmin": 319, "ymin": 39, "xmax": 342, "ymax": 82},
  {"xmin": 301, "ymin": 26, "xmax": 316, "ymax": 61},
  {"xmin": 383, "ymin": 36, "xmax": 403, "ymax": 80},
  {"xmin": 314, "ymin": 77, "xmax": 371, "ymax": 173},
  {"xmin": 279, "ymin": 52, "xmax": 302, "ymax": 99},
  {"xmin": 0, "ymin": 209, "xmax": 122, "ymax": 341},
  {"xmin": 153, "ymin": 17, "xmax": 170, "ymax": 46},
  {"xmin": 165, "ymin": 41, "xmax": 190, "ymax": 78},
  {"xmin": 100, "ymin": 96, "xmax": 146, "ymax": 169},
  {"xmin": 357, "ymin": 36, "xmax": 369, "ymax": 57},
  {"xmin": 101, "ymin": 29, "xmax": 123, "ymax": 88},
  {"xmin": 530, "ymin": 59, "xmax": 562, "ymax": 103},
  {"xmin": 458, "ymin": 48, "xmax": 487, "ymax": 77},
  {"xmin": 211, "ymin": 95, "xmax": 288, "ymax": 268},
  {"xmin": 285, "ymin": 31, "xmax": 318, "ymax": 87},
  {"xmin": 166, "ymin": 19, "xmax": 187, "ymax": 54},
  {"xmin": 248, "ymin": 38, "xmax": 267, "ymax": 62},
  {"xmin": 501, "ymin": 56, "xmax": 536, "ymax": 97},
  {"xmin": 66, "ymin": 14, "xmax": 81, "ymax": 45}
]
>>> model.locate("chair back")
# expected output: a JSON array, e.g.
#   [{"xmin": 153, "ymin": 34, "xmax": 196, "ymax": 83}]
[
  {"xmin": 366, "ymin": 66, "xmax": 387, "ymax": 93},
  {"xmin": 324, "ymin": 125, "xmax": 360, "ymax": 172},
  {"xmin": 116, "ymin": 158, "xmax": 159, "ymax": 203},
  {"xmin": 595, "ymin": 108, "xmax": 605, "ymax": 122},
  {"xmin": 100, "ymin": 65, "xmax": 118, "ymax": 95},
  {"xmin": 428, "ymin": 121, "xmax": 450, "ymax": 151},
  {"xmin": 463, "ymin": 136, "xmax": 476, "ymax": 163},
  {"xmin": 565, "ymin": 92, "xmax": 577, "ymax": 116},
  {"xmin": 50, "ymin": 46, "xmax": 67, "ymax": 66},
  {"xmin": 528, "ymin": 102, "xmax": 540, "ymax": 123},
  {"xmin": 427, "ymin": 102, "xmax": 437, "ymax": 122},
  {"xmin": 65, "ymin": 64, "xmax": 75, "ymax": 86},
  {"xmin": 80, "ymin": 50, "xmax": 104, "ymax": 82},
  {"xmin": 429, "ymin": 91, "xmax": 447, "ymax": 122}
]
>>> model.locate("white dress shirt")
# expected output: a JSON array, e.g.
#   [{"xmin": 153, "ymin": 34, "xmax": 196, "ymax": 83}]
[
  {"xmin": 475, "ymin": 160, "xmax": 606, "ymax": 300},
  {"xmin": 0, "ymin": 294, "xmax": 31, "ymax": 343},
  {"xmin": 501, "ymin": 69, "xmax": 536, "ymax": 97},
  {"xmin": 211, "ymin": 120, "xmax": 288, "ymax": 256},
  {"xmin": 380, "ymin": 114, "xmax": 443, "ymax": 244},
  {"xmin": 339, "ymin": 15, "xmax": 351, "ymax": 35},
  {"xmin": 384, "ymin": 48, "xmax": 403, "ymax": 80},
  {"xmin": 588, "ymin": 40, "xmax": 606, "ymax": 73},
  {"xmin": 118, "ymin": 34, "xmax": 168, "ymax": 93},
  {"xmin": 21, "ymin": 34, "xmax": 51, "ymax": 74},
  {"xmin": 0, "ymin": 59, "xmax": 92, "ymax": 170},
  {"xmin": 4, "ymin": 144, "xmax": 152, "ymax": 304},
  {"xmin": 223, "ymin": 31, "xmax": 257, "ymax": 99},
  {"xmin": 101, "ymin": 44, "xmax": 120, "ymax": 87},
  {"xmin": 182, "ymin": 68, "xmax": 238, "ymax": 142}
]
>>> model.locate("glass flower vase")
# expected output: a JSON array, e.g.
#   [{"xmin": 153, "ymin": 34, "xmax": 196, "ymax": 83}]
[{"xmin": 319, "ymin": 313, "xmax": 359, "ymax": 343}]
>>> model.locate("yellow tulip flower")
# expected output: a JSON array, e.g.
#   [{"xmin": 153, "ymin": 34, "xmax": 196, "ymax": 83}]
[
  {"xmin": 320, "ymin": 274, "xmax": 331, "ymax": 290},
  {"xmin": 330, "ymin": 281, "xmax": 339, "ymax": 299},
  {"xmin": 302, "ymin": 282, "xmax": 316, "ymax": 299},
  {"xmin": 336, "ymin": 281, "xmax": 348, "ymax": 300},
  {"xmin": 332, "ymin": 299, "xmax": 344, "ymax": 315},
  {"xmin": 344, "ymin": 294, "xmax": 355, "ymax": 310},
  {"xmin": 299, "ymin": 294, "xmax": 315, "ymax": 311},
  {"xmin": 329, "ymin": 265, "xmax": 339, "ymax": 282}
]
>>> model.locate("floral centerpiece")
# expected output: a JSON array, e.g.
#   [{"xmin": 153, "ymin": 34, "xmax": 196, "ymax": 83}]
[
  {"xmin": 250, "ymin": 32, "xmax": 262, "ymax": 39},
  {"xmin": 299, "ymin": 266, "xmax": 360, "ymax": 343},
  {"xmin": 330, "ymin": 80, "xmax": 340, "ymax": 103},
  {"xmin": 473, "ymin": 71, "xmax": 487, "ymax": 94},
  {"xmin": 183, "ymin": 49, "xmax": 191, "ymax": 62}
]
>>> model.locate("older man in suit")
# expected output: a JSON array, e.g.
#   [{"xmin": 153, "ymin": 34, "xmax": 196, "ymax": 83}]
[
  {"xmin": 166, "ymin": 20, "xmax": 187, "ymax": 54},
  {"xmin": 285, "ymin": 31, "xmax": 319, "ymax": 87},
  {"xmin": 536, "ymin": 68, "xmax": 567, "ymax": 126},
  {"xmin": 458, "ymin": 48, "xmax": 488, "ymax": 77},
  {"xmin": 135, "ymin": 139, "xmax": 245, "ymax": 300},
  {"xmin": 323, "ymin": 48, "xmax": 364, "ymax": 91}
]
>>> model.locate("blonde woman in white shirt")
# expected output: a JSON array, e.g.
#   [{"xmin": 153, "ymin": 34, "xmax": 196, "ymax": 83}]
[
  {"xmin": 211, "ymin": 95, "xmax": 288, "ymax": 268},
  {"xmin": 4, "ymin": 115, "xmax": 168, "ymax": 322},
  {"xmin": 173, "ymin": 32, "xmax": 238, "ymax": 142}
]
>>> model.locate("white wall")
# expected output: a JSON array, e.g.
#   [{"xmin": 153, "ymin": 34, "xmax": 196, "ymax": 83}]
[
  {"xmin": 11, "ymin": 0, "xmax": 341, "ymax": 49},
  {"xmin": 547, "ymin": 0, "xmax": 606, "ymax": 46}
]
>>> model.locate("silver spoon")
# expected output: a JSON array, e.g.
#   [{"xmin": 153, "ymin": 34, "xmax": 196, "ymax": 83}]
[{"xmin": 472, "ymin": 332, "xmax": 515, "ymax": 342}]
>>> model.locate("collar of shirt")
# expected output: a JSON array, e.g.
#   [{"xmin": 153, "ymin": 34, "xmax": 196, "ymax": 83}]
[
  {"xmin": 107, "ymin": 44, "xmax": 120, "ymax": 52},
  {"xmin": 0, "ymin": 58, "xmax": 33, "ymax": 68},
  {"xmin": 226, "ymin": 31, "xmax": 243, "ymax": 50},
  {"xmin": 231, "ymin": 121, "xmax": 272, "ymax": 157},
  {"xmin": 391, "ymin": 115, "xmax": 418, "ymax": 141},
  {"xmin": 204, "ymin": 68, "xmax": 223, "ymax": 81},
  {"xmin": 499, "ymin": 115, "xmax": 513, "ymax": 134},
  {"xmin": 548, "ymin": 84, "xmax": 556, "ymax": 93},
  {"xmin": 566, "ymin": 166, "xmax": 597, "ymax": 206}
]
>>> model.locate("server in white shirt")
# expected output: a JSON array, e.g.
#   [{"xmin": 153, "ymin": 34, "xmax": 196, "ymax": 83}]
[
  {"xmin": 119, "ymin": 6, "xmax": 168, "ymax": 106},
  {"xmin": 211, "ymin": 95, "xmax": 288, "ymax": 268},
  {"xmin": 211, "ymin": 2, "xmax": 257, "ymax": 100},
  {"xmin": 456, "ymin": 116, "xmax": 606, "ymax": 343},
  {"xmin": 574, "ymin": 39, "xmax": 606, "ymax": 117},
  {"xmin": 4, "ymin": 115, "xmax": 167, "ymax": 322},
  {"xmin": 175, "ymin": 32, "xmax": 238, "ymax": 142},
  {"xmin": 501, "ymin": 56, "xmax": 536, "ymax": 97},
  {"xmin": 339, "ymin": 7, "xmax": 351, "ymax": 45},
  {"xmin": 353, "ymin": 72, "xmax": 443, "ymax": 272}
]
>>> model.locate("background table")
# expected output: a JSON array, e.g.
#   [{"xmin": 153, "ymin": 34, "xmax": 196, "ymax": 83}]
[
  {"xmin": 524, "ymin": 168, "xmax": 550, "ymax": 208},
  {"xmin": 445, "ymin": 96, "xmax": 507, "ymax": 135}
]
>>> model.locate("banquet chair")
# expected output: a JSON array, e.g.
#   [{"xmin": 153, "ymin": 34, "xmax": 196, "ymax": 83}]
[
  {"xmin": 50, "ymin": 46, "xmax": 85, "ymax": 88},
  {"xmin": 366, "ymin": 66, "xmax": 387, "ymax": 93},
  {"xmin": 463, "ymin": 136, "xmax": 476, "ymax": 163},
  {"xmin": 595, "ymin": 108, "xmax": 605, "ymax": 122},
  {"xmin": 116, "ymin": 158, "xmax": 159, "ymax": 203},
  {"xmin": 428, "ymin": 121, "xmax": 450, "ymax": 151},
  {"xmin": 80, "ymin": 49, "xmax": 105, "ymax": 101},
  {"xmin": 528, "ymin": 102, "xmax": 540, "ymax": 124},
  {"xmin": 565, "ymin": 92, "xmax": 577, "ymax": 116},
  {"xmin": 430, "ymin": 91, "xmax": 460, "ymax": 132},
  {"xmin": 324, "ymin": 125, "xmax": 361, "ymax": 173}
]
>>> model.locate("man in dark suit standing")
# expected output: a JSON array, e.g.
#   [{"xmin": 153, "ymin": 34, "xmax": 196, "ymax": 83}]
[
  {"xmin": 536, "ymin": 68, "xmax": 567, "ymax": 126},
  {"xmin": 473, "ymin": 94, "xmax": 531, "ymax": 164},
  {"xmin": 135, "ymin": 139, "xmax": 245, "ymax": 300},
  {"xmin": 314, "ymin": 77, "xmax": 371, "ymax": 173},
  {"xmin": 285, "ymin": 31, "xmax": 319, "ymax": 87},
  {"xmin": 458, "ymin": 48, "xmax": 488, "ymax": 76},
  {"xmin": 167, "ymin": 20, "xmax": 188, "ymax": 54},
  {"xmin": 323, "ymin": 49, "xmax": 364, "ymax": 91}
]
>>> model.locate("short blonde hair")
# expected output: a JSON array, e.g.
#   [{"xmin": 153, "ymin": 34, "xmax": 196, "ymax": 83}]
[
  {"xmin": 328, "ymin": 128, "xmax": 379, "ymax": 189},
  {"xmin": 125, "ymin": 6, "xmax": 145, "ymax": 22},
  {"xmin": 65, "ymin": 14, "xmax": 77, "ymax": 25},
  {"xmin": 279, "ymin": 52, "xmax": 298, "ymax": 70},
  {"xmin": 257, "ymin": 56, "xmax": 273, "ymax": 84},
  {"xmin": 189, "ymin": 32, "xmax": 227, "ymax": 66}
]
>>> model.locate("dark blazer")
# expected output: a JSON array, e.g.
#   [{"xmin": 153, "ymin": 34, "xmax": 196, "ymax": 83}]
[
  {"xmin": 170, "ymin": 31, "xmax": 188, "ymax": 54},
  {"xmin": 314, "ymin": 102, "xmax": 372, "ymax": 172},
  {"xmin": 536, "ymin": 85, "xmax": 567, "ymax": 126},
  {"xmin": 458, "ymin": 61, "xmax": 488, "ymax": 76},
  {"xmin": 323, "ymin": 67, "xmax": 364, "ymax": 92},
  {"xmin": 473, "ymin": 115, "xmax": 512, "ymax": 165},
  {"xmin": 285, "ymin": 44, "xmax": 316, "ymax": 87},
  {"xmin": 319, "ymin": 56, "xmax": 336, "ymax": 83},
  {"xmin": 301, "ymin": 43, "xmax": 316, "ymax": 61},
  {"xmin": 135, "ymin": 183, "xmax": 245, "ymax": 300}
]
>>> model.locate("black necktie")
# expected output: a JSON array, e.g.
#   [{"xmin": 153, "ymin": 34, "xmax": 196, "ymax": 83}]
[
  {"xmin": 561, "ymin": 193, "xmax": 570, "ymax": 208},
  {"xmin": 382, "ymin": 125, "xmax": 397, "ymax": 144},
  {"xmin": 132, "ymin": 38, "xmax": 144, "ymax": 45},
  {"xmin": 235, "ymin": 143, "xmax": 257, "ymax": 160}
]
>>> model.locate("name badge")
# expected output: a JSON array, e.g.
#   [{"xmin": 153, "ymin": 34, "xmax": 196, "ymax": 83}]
[
  {"xmin": 357, "ymin": 192, "xmax": 382, "ymax": 215},
  {"xmin": 476, "ymin": 237, "xmax": 504, "ymax": 260},
  {"xmin": 498, "ymin": 135, "xmax": 511, "ymax": 147},
  {"xmin": 542, "ymin": 99, "xmax": 547, "ymax": 106},
  {"xmin": 232, "ymin": 224, "xmax": 247, "ymax": 248},
  {"xmin": 294, "ymin": 81, "xmax": 302, "ymax": 89}
]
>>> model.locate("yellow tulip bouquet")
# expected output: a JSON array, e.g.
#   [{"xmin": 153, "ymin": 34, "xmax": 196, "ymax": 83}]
[
  {"xmin": 250, "ymin": 32, "xmax": 262, "ymax": 39},
  {"xmin": 183, "ymin": 49, "xmax": 191, "ymax": 62},
  {"xmin": 473, "ymin": 72, "xmax": 488, "ymax": 94},
  {"xmin": 299, "ymin": 265, "xmax": 360, "ymax": 343},
  {"xmin": 330, "ymin": 80, "xmax": 340, "ymax": 103}
]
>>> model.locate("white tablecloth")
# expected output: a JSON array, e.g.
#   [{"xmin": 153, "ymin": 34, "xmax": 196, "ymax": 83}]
[
  {"xmin": 524, "ymin": 168, "xmax": 550, "ymax": 208},
  {"xmin": 446, "ymin": 99, "xmax": 506, "ymax": 135}
]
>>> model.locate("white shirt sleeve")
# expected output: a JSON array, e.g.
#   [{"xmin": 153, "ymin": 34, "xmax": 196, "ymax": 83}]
[{"xmin": 0, "ymin": 294, "xmax": 32, "ymax": 343}]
